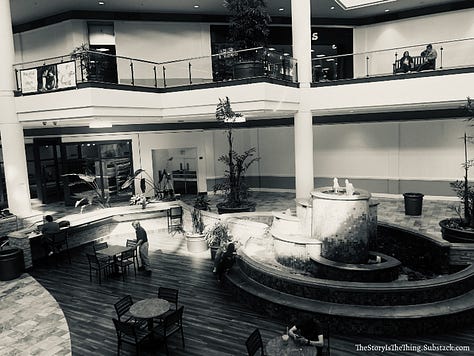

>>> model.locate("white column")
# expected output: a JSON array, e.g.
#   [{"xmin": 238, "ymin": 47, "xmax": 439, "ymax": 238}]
[
  {"xmin": 291, "ymin": 0, "xmax": 312, "ymax": 87},
  {"xmin": 294, "ymin": 109, "xmax": 314, "ymax": 198},
  {"xmin": 292, "ymin": 0, "xmax": 314, "ymax": 199},
  {"xmin": 0, "ymin": 0, "xmax": 32, "ymax": 216}
]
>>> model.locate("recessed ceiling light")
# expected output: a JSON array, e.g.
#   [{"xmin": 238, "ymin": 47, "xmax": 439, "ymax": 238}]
[
  {"xmin": 278, "ymin": 8, "xmax": 284, "ymax": 11},
  {"xmin": 268, "ymin": 47, "xmax": 276, "ymax": 51},
  {"xmin": 330, "ymin": 6, "xmax": 335, "ymax": 10},
  {"xmin": 194, "ymin": 5, "xmax": 200, "ymax": 9},
  {"xmin": 98, "ymin": 1, "xmax": 105, "ymax": 5},
  {"xmin": 384, "ymin": 9, "xmax": 390, "ymax": 12}
]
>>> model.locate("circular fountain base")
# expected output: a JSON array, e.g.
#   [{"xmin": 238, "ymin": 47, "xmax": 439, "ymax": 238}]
[{"xmin": 310, "ymin": 251, "xmax": 401, "ymax": 282}]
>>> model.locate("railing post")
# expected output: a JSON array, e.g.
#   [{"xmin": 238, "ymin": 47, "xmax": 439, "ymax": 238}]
[
  {"xmin": 130, "ymin": 60, "xmax": 134, "ymax": 86},
  {"xmin": 440, "ymin": 47, "xmax": 444, "ymax": 69},
  {"xmin": 14, "ymin": 69, "xmax": 20, "ymax": 91},
  {"xmin": 153, "ymin": 66, "xmax": 157, "ymax": 88},
  {"xmin": 295, "ymin": 62, "xmax": 298, "ymax": 83},
  {"xmin": 79, "ymin": 57, "xmax": 84, "ymax": 82},
  {"xmin": 188, "ymin": 62, "xmax": 192, "ymax": 85},
  {"xmin": 162, "ymin": 66, "xmax": 167, "ymax": 88},
  {"xmin": 366, "ymin": 56, "xmax": 369, "ymax": 77}
]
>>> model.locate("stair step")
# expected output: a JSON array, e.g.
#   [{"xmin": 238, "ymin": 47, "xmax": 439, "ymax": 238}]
[{"xmin": 227, "ymin": 263, "xmax": 474, "ymax": 320}]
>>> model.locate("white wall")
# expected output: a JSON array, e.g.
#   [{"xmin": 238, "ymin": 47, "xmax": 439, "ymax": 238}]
[
  {"xmin": 14, "ymin": 20, "xmax": 87, "ymax": 64},
  {"xmin": 353, "ymin": 9, "xmax": 474, "ymax": 77},
  {"xmin": 114, "ymin": 21, "xmax": 212, "ymax": 86}
]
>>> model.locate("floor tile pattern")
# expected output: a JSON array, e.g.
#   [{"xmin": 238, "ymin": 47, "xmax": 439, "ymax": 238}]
[{"xmin": 0, "ymin": 274, "xmax": 71, "ymax": 356}]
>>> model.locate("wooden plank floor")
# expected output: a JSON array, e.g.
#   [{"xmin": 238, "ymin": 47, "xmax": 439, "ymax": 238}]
[{"xmin": 30, "ymin": 221, "xmax": 474, "ymax": 355}]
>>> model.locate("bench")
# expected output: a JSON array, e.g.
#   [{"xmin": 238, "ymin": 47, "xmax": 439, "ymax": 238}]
[{"xmin": 393, "ymin": 55, "xmax": 436, "ymax": 74}]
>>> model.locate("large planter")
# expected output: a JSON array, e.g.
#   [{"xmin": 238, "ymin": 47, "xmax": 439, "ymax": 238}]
[
  {"xmin": 217, "ymin": 202, "xmax": 256, "ymax": 215},
  {"xmin": 233, "ymin": 61, "xmax": 264, "ymax": 79},
  {"xmin": 185, "ymin": 233, "xmax": 208, "ymax": 253},
  {"xmin": 0, "ymin": 248, "xmax": 25, "ymax": 281},
  {"xmin": 440, "ymin": 218, "xmax": 474, "ymax": 243},
  {"xmin": 403, "ymin": 192, "xmax": 424, "ymax": 216}
]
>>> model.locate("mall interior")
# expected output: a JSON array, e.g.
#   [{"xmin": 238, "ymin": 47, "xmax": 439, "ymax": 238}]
[{"xmin": 1, "ymin": 0, "xmax": 474, "ymax": 355}]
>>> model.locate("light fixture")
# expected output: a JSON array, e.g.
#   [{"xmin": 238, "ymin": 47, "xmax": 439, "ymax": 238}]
[
  {"xmin": 278, "ymin": 7, "xmax": 284, "ymax": 11},
  {"xmin": 224, "ymin": 115, "xmax": 246, "ymax": 123},
  {"xmin": 384, "ymin": 8, "xmax": 390, "ymax": 12},
  {"xmin": 98, "ymin": 1, "xmax": 105, "ymax": 5},
  {"xmin": 268, "ymin": 47, "xmax": 276, "ymax": 51},
  {"xmin": 89, "ymin": 121, "xmax": 112, "ymax": 128},
  {"xmin": 335, "ymin": 0, "xmax": 396, "ymax": 10},
  {"xmin": 96, "ymin": 47, "xmax": 110, "ymax": 52},
  {"xmin": 283, "ymin": 52, "xmax": 290, "ymax": 56},
  {"xmin": 316, "ymin": 54, "xmax": 326, "ymax": 58},
  {"xmin": 330, "ymin": 6, "xmax": 335, "ymax": 10},
  {"xmin": 193, "ymin": 5, "xmax": 200, "ymax": 8}
]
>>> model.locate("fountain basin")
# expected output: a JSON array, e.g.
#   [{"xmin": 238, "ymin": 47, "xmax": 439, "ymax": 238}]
[{"xmin": 310, "ymin": 251, "xmax": 401, "ymax": 282}]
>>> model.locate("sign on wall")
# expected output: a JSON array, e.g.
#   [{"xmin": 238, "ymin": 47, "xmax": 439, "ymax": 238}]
[{"xmin": 20, "ymin": 61, "xmax": 76, "ymax": 94}]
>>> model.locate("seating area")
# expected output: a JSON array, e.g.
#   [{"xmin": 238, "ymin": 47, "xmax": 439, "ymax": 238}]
[{"xmin": 0, "ymin": 193, "xmax": 472, "ymax": 355}]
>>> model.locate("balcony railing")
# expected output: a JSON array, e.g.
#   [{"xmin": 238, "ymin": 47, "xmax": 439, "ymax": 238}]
[
  {"xmin": 312, "ymin": 36, "xmax": 474, "ymax": 83},
  {"xmin": 13, "ymin": 47, "xmax": 297, "ymax": 95}
]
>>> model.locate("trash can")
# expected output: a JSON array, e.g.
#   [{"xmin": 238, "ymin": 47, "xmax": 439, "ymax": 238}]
[
  {"xmin": 403, "ymin": 193, "xmax": 424, "ymax": 216},
  {"xmin": 0, "ymin": 248, "xmax": 25, "ymax": 281}
]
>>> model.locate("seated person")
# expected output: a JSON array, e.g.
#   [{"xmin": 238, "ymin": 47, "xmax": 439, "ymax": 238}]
[
  {"xmin": 417, "ymin": 44, "xmax": 437, "ymax": 71},
  {"xmin": 41, "ymin": 215, "xmax": 60, "ymax": 256},
  {"xmin": 396, "ymin": 51, "xmax": 414, "ymax": 73},
  {"xmin": 289, "ymin": 317, "xmax": 324, "ymax": 356},
  {"xmin": 213, "ymin": 242, "xmax": 237, "ymax": 282}
]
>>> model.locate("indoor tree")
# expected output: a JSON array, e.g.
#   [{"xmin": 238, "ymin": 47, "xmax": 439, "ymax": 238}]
[{"xmin": 214, "ymin": 97, "xmax": 259, "ymax": 212}]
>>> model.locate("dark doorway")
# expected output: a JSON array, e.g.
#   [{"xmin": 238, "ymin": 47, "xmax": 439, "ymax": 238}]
[{"xmin": 33, "ymin": 138, "xmax": 63, "ymax": 204}]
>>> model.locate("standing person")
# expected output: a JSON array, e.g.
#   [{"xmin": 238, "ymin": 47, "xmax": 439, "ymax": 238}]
[
  {"xmin": 418, "ymin": 44, "xmax": 437, "ymax": 71},
  {"xmin": 41, "ymin": 215, "xmax": 60, "ymax": 256},
  {"xmin": 132, "ymin": 221, "xmax": 151, "ymax": 276},
  {"xmin": 288, "ymin": 316, "xmax": 324, "ymax": 356}
]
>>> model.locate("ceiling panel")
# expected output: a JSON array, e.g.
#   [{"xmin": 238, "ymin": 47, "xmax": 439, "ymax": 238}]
[{"xmin": 10, "ymin": 0, "xmax": 470, "ymax": 26}]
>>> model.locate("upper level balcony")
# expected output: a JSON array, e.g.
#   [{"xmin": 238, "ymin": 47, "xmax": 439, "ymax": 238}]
[{"xmin": 12, "ymin": 37, "xmax": 474, "ymax": 127}]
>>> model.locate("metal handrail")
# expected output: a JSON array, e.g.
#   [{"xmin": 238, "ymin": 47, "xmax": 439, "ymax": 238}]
[{"xmin": 311, "ymin": 36, "xmax": 474, "ymax": 62}]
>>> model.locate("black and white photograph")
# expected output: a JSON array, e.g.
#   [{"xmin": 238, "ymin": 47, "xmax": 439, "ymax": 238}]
[{"xmin": 1, "ymin": 1, "xmax": 474, "ymax": 355}]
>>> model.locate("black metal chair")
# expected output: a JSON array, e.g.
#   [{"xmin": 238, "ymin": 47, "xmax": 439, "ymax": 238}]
[
  {"xmin": 112, "ymin": 318, "xmax": 151, "ymax": 355},
  {"xmin": 126, "ymin": 239, "xmax": 139, "ymax": 268},
  {"xmin": 93, "ymin": 241, "xmax": 112, "ymax": 263},
  {"xmin": 51, "ymin": 229, "xmax": 71, "ymax": 264},
  {"xmin": 156, "ymin": 287, "xmax": 179, "ymax": 322},
  {"xmin": 117, "ymin": 249, "xmax": 136, "ymax": 281},
  {"xmin": 153, "ymin": 306, "xmax": 185, "ymax": 355},
  {"xmin": 114, "ymin": 295, "xmax": 135, "ymax": 322},
  {"xmin": 167, "ymin": 206, "xmax": 183, "ymax": 234},
  {"xmin": 86, "ymin": 253, "xmax": 113, "ymax": 284},
  {"xmin": 246, "ymin": 328, "xmax": 265, "ymax": 356}
]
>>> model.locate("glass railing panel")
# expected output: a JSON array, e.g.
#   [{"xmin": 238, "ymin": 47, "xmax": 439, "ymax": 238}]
[{"xmin": 312, "ymin": 37, "xmax": 474, "ymax": 83}]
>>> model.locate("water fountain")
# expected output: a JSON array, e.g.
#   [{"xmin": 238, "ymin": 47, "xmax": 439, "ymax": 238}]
[{"xmin": 226, "ymin": 179, "xmax": 474, "ymax": 336}]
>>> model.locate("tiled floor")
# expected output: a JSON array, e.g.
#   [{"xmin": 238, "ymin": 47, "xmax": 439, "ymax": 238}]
[
  {"xmin": 0, "ymin": 192, "xmax": 459, "ymax": 356},
  {"xmin": 0, "ymin": 274, "xmax": 71, "ymax": 356}
]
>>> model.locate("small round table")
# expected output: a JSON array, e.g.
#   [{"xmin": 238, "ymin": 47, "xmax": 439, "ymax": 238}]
[
  {"xmin": 266, "ymin": 336, "xmax": 316, "ymax": 356},
  {"xmin": 129, "ymin": 298, "xmax": 170, "ymax": 330}
]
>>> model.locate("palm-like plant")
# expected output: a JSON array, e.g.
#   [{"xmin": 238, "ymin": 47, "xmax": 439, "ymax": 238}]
[
  {"xmin": 214, "ymin": 97, "xmax": 259, "ymax": 209},
  {"xmin": 449, "ymin": 97, "xmax": 474, "ymax": 228},
  {"xmin": 121, "ymin": 166, "xmax": 174, "ymax": 201},
  {"xmin": 62, "ymin": 173, "xmax": 110, "ymax": 213}
]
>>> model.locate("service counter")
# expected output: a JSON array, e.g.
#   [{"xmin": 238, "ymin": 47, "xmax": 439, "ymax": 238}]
[{"xmin": 8, "ymin": 202, "xmax": 180, "ymax": 269}]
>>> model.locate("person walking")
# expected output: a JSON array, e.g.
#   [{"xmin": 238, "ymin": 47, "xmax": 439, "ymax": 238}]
[{"xmin": 132, "ymin": 221, "xmax": 151, "ymax": 276}]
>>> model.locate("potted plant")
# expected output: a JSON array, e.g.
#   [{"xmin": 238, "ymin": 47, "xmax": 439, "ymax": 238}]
[
  {"xmin": 62, "ymin": 172, "xmax": 110, "ymax": 213},
  {"xmin": 204, "ymin": 221, "xmax": 232, "ymax": 260},
  {"xmin": 224, "ymin": 0, "xmax": 271, "ymax": 79},
  {"xmin": 185, "ymin": 207, "xmax": 209, "ymax": 253},
  {"xmin": 440, "ymin": 97, "xmax": 474, "ymax": 242},
  {"xmin": 214, "ymin": 97, "xmax": 260, "ymax": 214}
]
